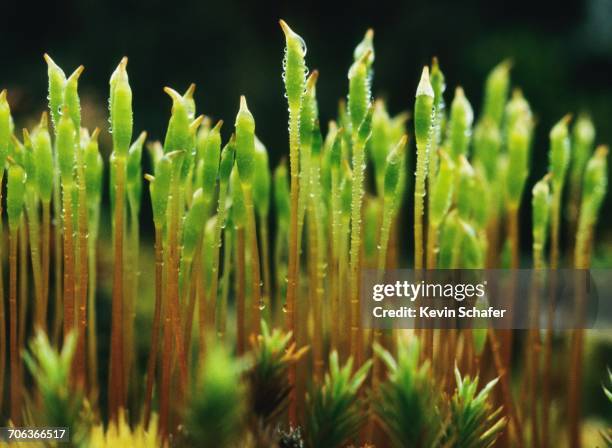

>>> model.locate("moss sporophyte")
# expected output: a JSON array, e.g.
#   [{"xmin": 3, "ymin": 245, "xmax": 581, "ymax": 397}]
[{"xmin": 0, "ymin": 20, "xmax": 607, "ymax": 448}]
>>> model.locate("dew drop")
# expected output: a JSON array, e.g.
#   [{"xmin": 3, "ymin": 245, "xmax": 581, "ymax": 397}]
[{"xmin": 282, "ymin": 303, "xmax": 288, "ymax": 313}]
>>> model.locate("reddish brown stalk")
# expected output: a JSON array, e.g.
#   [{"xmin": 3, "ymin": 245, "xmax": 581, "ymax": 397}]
[
  {"xmin": 159, "ymin": 278, "xmax": 172, "ymax": 439},
  {"xmin": 108, "ymin": 159, "xmax": 126, "ymax": 420},
  {"xmin": 244, "ymin": 188, "xmax": 262, "ymax": 339},
  {"xmin": 308, "ymin": 211, "xmax": 323, "ymax": 381},
  {"xmin": 75, "ymin": 161, "xmax": 89, "ymax": 387},
  {"xmin": 508, "ymin": 206, "xmax": 520, "ymax": 269},
  {"xmin": 52, "ymin": 177, "xmax": 64, "ymax": 344},
  {"xmin": 236, "ymin": 228, "xmax": 246, "ymax": 355},
  {"xmin": 183, "ymin": 243, "xmax": 203, "ymax": 362},
  {"xmin": 167, "ymin": 185, "xmax": 188, "ymax": 387},
  {"xmin": 197, "ymin": 253, "xmax": 206, "ymax": 354},
  {"xmin": 18, "ymin": 223, "xmax": 27, "ymax": 372},
  {"xmin": 568, "ymin": 326, "xmax": 585, "ymax": 448},
  {"xmin": 527, "ymin": 301, "xmax": 541, "ymax": 447},
  {"xmin": 543, "ymin": 191, "xmax": 562, "ymax": 448},
  {"xmin": 567, "ymin": 228, "xmax": 592, "ymax": 448},
  {"xmin": 62, "ymin": 187, "xmax": 76, "ymax": 341},
  {"xmin": 144, "ymin": 225, "xmax": 164, "ymax": 426},
  {"xmin": 259, "ymin": 220, "xmax": 272, "ymax": 314},
  {"xmin": 488, "ymin": 327, "xmax": 524, "ymax": 448},
  {"xmin": 286, "ymin": 154, "xmax": 300, "ymax": 425},
  {"xmin": 41, "ymin": 201, "xmax": 51, "ymax": 331},
  {"xmin": 0, "ymin": 227, "xmax": 5, "ymax": 415},
  {"xmin": 9, "ymin": 231, "xmax": 21, "ymax": 424}
]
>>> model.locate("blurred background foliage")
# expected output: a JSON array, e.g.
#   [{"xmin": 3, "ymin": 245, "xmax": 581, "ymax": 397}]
[{"xmin": 2, "ymin": 0, "xmax": 611, "ymax": 243}]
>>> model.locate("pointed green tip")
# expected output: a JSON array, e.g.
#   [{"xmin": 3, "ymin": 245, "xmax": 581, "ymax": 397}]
[
  {"xmin": 431, "ymin": 56, "xmax": 440, "ymax": 70},
  {"xmin": 365, "ymin": 28, "xmax": 374, "ymax": 40},
  {"xmin": 212, "ymin": 119, "xmax": 224, "ymax": 132},
  {"xmin": 306, "ymin": 70, "xmax": 319, "ymax": 90},
  {"xmin": 163, "ymin": 86, "xmax": 182, "ymax": 103},
  {"xmin": 110, "ymin": 57, "xmax": 129, "ymax": 85},
  {"xmin": 68, "ymin": 65, "xmax": 85, "ymax": 82},
  {"xmin": 136, "ymin": 130, "xmax": 148, "ymax": 144},
  {"xmin": 279, "ymin": 19, "xmax": 293, "ymax": 37},
  {"xmin": 238, "ymin": 96, "xmax": 254, "ymax": 121},
  {"xmin": 43, "ymin": 53, "xmax": 60, "ymax": 69},
  {"xmin": 416, "ymin": 66, "xmax": 434, "ymax": 98},
  {"xmin": 184, "ymin": 83, "xmax": 196, "ymax": 99},
  {"xmin": 188, "ymin": 115, "xmax": 205, "ymax": 135},
  {"xmin": 0, "ymin": 89, "xmax": 6, "ymax": 102},
  {"xmin": 455, "ymin": 86, "xmax": 465, "ymax": 98}
]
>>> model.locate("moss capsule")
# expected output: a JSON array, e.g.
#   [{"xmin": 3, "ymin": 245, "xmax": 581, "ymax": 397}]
[
  {"xmin": 570, "ymin": 114, "xmax": 595, "ymax": 186},
  {"xmin": 456, "ymin": 157, "xmax": 476, "ymax": 220},
  {"xmin": 235, "ymin": 96, "xmax": 256, "ymax": 186},
  {"xmin": 7, "ymin": 163, "xmax": 26, "ymax": 231},
  {"xmin": 430, "ymin": 57, "xmax": 446, "ymax": 145},
  {"xmin": 505, "ymin": 120, "xmax": 530, "ymax": 207},
  {"xmin": 580, "ymin": 145, "xmax": 608, "ymax": 224},
  {"xmin": 33, "ymin": 113, "xmax": 54, "ymax": 203},
  {"xmin": 482, "ymin": 60, "xmax": 511, "ymax": 127},
  {"xmin": 300, "ymin": 71, "xmax": 319, "ymax": 151},
  {"xmin": 448, "ymin": 87, "xmax": 473, "ymax": 161},
  {"xmin": 532, "ymin": 176, "xmax": 551, "ymax": 255},
  {"xmin": 414, "ymin": 66, "xmax": 435, "ymax": 149},
  {"xmin": 44, "ymin": 54, "xmax": 67, "ymax": 129},
  {"xmin": 383, "ymin": 136, "xmax": 407, "ymax": 203},
  {"xmin": 348, "ymin": 49, "xmax": 372, "ymax": 132},
  {"xmin": 429, "ymin": 150, "xmax": 455, "ymax": 226},
  {"xmin": 150, "ymin": 155, "xmax": 172, "ymax": 227},
  {"xmin": 353, "ymin": 28, "xmax": 374, "ymax": 69},
  {"xmin": 182, "ymin": 188, "xmax": 206, "ymax": 262},
  {"xmin": 127, "ymin": 131, "xmax": 146, "ymax": 209},
  {"xmin": 163, "ymin": 87, "xmax": 190, "ymax": 155},
  {"xmin": 219, "ymin": 138, "xmax": 236, "ymax": 187},
  {"xmin": 200, "ymin": 120, "xmax": 222, "ymax": 205},
  {"xmin": 473, "ymin": 118, "xmax": 501, "ymax": 182},
  {"xmin": 109, "ymin": 57, "xmax": 133, "ymax": 159},
  {"xmin": 548, "ymin": 115, "xmax": 571, "ymax": 190},
  {"xmin": 280, "ymin": 20, "xmax": 307, "ymax": 110},
  {"xmin": 84, "ymin": 129, "xmax": 103, "ymax": 208},
  {"xmin": 253, "ymin": 138, "xmax": 270, "ymax": 218},
  {"xmin": 0, "ymin": 90, "xmax": 10, "ymax": 169},
  {"xmin": 369, "ymin": 100, "xmax": 391, "ymax": 193},
  {"xmin": 56, "ymin": 108, "xmax": 76, "ymax": 185},
  {"xmin": 64, "ymin": 65, "xmax": 84, "ymax": 132},
  {"xmin": 505, "ymin": 89, "xmax": 532, "ymax": 135}
]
